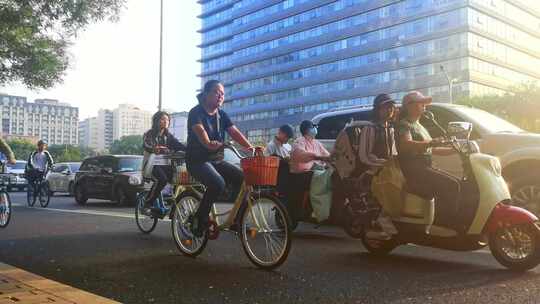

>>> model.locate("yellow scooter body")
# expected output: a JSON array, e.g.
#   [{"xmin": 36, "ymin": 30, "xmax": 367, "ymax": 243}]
[{"xmin": 372, "ymin": 153, "xmax": 510, "ymax": 236}]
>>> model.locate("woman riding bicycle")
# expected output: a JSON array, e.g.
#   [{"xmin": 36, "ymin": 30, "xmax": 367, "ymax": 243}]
[
  {"xmin": 186, "ymin": 80, "xmax": 254, "ymax": 237},
  {"xmin": 142, "ymin": 111, "xmax": 186, "ymax": 212}
]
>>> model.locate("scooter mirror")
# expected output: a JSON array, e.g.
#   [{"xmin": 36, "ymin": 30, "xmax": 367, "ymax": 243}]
[
  {"xmin": 423, "ymin": 111, "xmax": 436, "ymax": 121},
  {"xmin": 447, "ymin": 122, "xmax": 473, "ymax": 139}
]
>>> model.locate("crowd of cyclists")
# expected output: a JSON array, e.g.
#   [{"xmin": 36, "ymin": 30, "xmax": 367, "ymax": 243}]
[
  {"xmin": 140, "ymin": 79, "xmax": 461, "ymax": 240},
  {"xmin": 0, "ymin": 78, "xmax": 460, "ymax": 240}
]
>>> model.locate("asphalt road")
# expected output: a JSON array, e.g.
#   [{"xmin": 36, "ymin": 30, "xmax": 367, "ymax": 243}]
[{"xmin": 1, "ymin": 192, "xmax": 539, "ymax": 304}]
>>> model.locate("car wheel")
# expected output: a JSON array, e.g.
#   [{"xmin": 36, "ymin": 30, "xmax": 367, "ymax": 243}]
[
  {"xmin": 114, "ymin": 186, "xmax": 127, "ymax": 206},
  {"xmin": 510, "ymin": 175, "xmax": 540, "ymax": 216},
  {"xmin": 74, "ymin": 184, "xmax": 88, "ymax": 205}
]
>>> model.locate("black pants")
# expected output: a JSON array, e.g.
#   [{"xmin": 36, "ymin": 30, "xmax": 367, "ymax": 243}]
[
  {"xmin": 286, "ymin": 171, "xmax": 313, "ymax": 221},
  {"xmin": 399, "ymin": 158, "xmax": 460, "ymax": 226},
  {"xmin": 187, "ymin": 161, "xmax": 244, "ymax": 224},
  {"xmin": 145, "ymin": 165, "xmax": 173, "ymax": 205}
]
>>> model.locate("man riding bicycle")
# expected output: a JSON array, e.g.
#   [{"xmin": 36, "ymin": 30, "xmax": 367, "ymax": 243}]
[{"xmin": 25, "ymin": 139, "xmax": 54, "ymax": 187}]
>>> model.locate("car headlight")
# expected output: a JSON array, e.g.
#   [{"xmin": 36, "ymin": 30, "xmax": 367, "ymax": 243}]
[
  {"xmin": 128, "ymin": 175, "xmax": 142, "ymax": 185},
  {"xmin": 489, "ymin": 158, "xmax": 502, "ymax": 177}
]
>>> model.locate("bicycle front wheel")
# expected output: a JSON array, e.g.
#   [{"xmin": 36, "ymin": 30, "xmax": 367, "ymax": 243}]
[
  {"xmin": 0, "ymin": 191, "xmax": 11, "ymax": 228},
  {"xmin": 27, "ymin": 183, "xmax": 36, "ymax": 207},
  {"xmin": 39, "ymin": 182, "xmax": 51, "ymax": 208},
  {"xmin": 239, "ymin": 193, "xmax": 291, "ymax": 270},
  {"xmin": 171, "ymin": 191, "xmax": 208, "ymax": 257},
  {"xmin": 135, "ymin": 192, "xmax": 157, "ymax": 234}
]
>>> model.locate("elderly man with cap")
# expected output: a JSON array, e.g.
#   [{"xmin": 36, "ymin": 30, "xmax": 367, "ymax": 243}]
[{"xmin": 396, "ymin": 91, "xmax": 460, "ymax": 231}]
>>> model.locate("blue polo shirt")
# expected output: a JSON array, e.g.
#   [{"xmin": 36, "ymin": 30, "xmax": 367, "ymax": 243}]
[{"xmin": 186, "ymin": 104, "xmax": 233, "ymax": 163}]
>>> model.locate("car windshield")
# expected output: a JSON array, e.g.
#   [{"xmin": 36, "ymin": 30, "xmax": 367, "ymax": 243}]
[
  {"xmin": 117, "ymin": 157, "xmax": 142, "ymax": 172},
  {"xmin": 7, "ymin": 162, "xmax": 26, "ymax": 170},
  {"xmin": 69, "ymin": 163, "xmax": 81, "ymax": 172},
  {"xmin": 457, "ymin": 107, "xmax": 524, "ymax": 133}
]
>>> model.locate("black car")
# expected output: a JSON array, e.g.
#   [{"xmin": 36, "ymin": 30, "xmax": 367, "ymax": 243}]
[{"xmin": 73, "ymin": 155, "xmax": 144, "ymax": 205}]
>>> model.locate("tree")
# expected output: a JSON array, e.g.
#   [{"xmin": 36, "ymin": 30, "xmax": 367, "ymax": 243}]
[
  {"xmin": 5, "ymin": 138, "xmax": 34, "ymax": 161},
  {"xmin": 48, "ymin": 144, "xmax": 85, "ymax": 162},
  {"xmin": 456, "ymin": 83, "xmax": 540, "ymax": 133},
  {"xmin": 110, "ymin": 135, "xmax": 143, "ymax": 155},
  {"xmin": 1, "ymin": 0, "xmax": 125, "ymax": 89}
]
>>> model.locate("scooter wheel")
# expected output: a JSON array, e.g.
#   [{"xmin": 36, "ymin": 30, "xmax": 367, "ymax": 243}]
[
  {"xmin": 489, "ymin": 223, "xmax": 540, "ymax": 272},
  {"xmin": 361, "ymin": 232, "xmax": 398, "ymax": 256}
]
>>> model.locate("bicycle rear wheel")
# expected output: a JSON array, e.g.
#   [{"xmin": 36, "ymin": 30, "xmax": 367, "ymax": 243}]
[
  {"xmin": 0, "ymin": 191, "xmax": 11, "ymax": 228},
  {"xmin": 39, "ymin": 182, "xmax": 51, "ymax": 208},
  {"xmin": 135, "ymin": 191, "xmax": 158, "ymax": 234},
  {"xmin": 239, "ymin": 193, "xmax": 291, "ymax": 270},
  {"xmin": 171, "ymin": 191, "xmax": 208, "ymax": 257},
  {"xmin": 27, "ymin": 183, "xmax": 36, "ymax": 207}
]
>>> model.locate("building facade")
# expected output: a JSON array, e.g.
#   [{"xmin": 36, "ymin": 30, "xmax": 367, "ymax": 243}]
[
  {"xmin": 78, "ymin": 117, "xmax": 99, "ymax": 150},
  {"xmin": 112, "ymin": 104, "xmax": 152, "ymax": 141},
  {"xmin": 0, "ymin": 94, "xmax": 79, "ymax": 145},
  {"xmin": 170, "ymin": 112, "xmax": 189, "ymax": 143},
  {"xmin": 97, "ymin": 109, "xmax": 114, "ymax": 151},
  {"xmin": 198, "ymin": 0, "xmax": 540, "ymax": 143}
]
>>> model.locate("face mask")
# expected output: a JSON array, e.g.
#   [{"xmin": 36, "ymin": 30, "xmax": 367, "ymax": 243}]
[{"xmin": 307, "ymin": 127, "xmax": 318, "ymax": 138}]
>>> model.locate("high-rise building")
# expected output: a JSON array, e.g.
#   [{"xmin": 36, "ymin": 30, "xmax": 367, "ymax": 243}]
[
  {"xmin": 112, "ymin": 104, "xmax": 152, "ymax": 141},
  {"xmin": 78, "ymin": 117, "xmax": 99, "ymax": 150},
  {"xmin": 97, "ymin": 109, "xmax": 114, "ymax": 151},
  {"xmin": 170, "ymin": 112, "xmax": 189, "ymax": 143},
  {"xmin": 198, "ymin": 0, "xmax": 540, "ymax": 143},
  {"xmin": 0, "ymin": 94, "xmax": 79, "ymax": 145}
]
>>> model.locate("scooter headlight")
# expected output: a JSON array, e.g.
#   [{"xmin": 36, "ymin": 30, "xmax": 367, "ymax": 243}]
[
  {"xmin": 489, "ymin": 158, "xmax": 502, "ymax": 177},
  {"xmin": 128, "ymin": 175, "xmax": 142, "ymax": 185}
]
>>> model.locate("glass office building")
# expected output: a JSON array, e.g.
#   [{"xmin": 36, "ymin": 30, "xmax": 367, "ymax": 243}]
[{"xmin": 198, "ymin": 0, "xmax": 540, "ymax": 143}]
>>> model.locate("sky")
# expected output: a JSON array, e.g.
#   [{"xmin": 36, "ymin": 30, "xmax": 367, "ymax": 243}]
[{"xmin": 0, "ymin": 0, "xmax": 202, "ymax": 119}]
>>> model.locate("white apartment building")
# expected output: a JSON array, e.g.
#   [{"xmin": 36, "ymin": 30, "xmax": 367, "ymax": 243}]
[
  {"xmin": 170, "ymin": 112, "xmax": 188, "ymax": 143},
  {"xmin": 1, "ymin": 94, "xmax": 79, "ymax": 145},
  {"xmin": 113, "ymin": 104, "xmax": 151, "ymax": 141},
  {"xmin": 79, "ymin": 117, "xmax": 99, "ymax": 150},
  {"xmin": 97, "ymin": 109, "xmax": 114, "ymax": 151}
]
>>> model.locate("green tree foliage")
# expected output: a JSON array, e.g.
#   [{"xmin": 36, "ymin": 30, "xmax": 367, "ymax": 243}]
[
  {"xmin": 5, "ymin": 138, "xmax": 34, "ymax": 161},
  {"xmin": 1, "ymin": 0, "xmax": 125, "ymax": 88},
  {"xmin": 456, "ymin": 83, "xmax": 540, "ymax": 133},
  {"xmin": 110, "ymin": 135, "xmax": 143, "ymax": 155}
]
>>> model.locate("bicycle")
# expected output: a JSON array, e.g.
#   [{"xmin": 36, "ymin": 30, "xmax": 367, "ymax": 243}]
[
  {"xmin": 26, "ymin": 170, "xmax": 51, "ymax": 208},
  {"xmin": 170, "ymin": 145, "xmax": 292, "ymax": 270},
  {"xmin": 0, "ymin": 162, "xmax": 13, "ymax": 228},
  {"xmin": 134, "ymin": 181, "xmax": 175, "ymax": 234}
]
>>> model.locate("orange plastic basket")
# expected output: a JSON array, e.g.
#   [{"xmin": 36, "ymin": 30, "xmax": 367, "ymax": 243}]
[{"xmin": 240, "ymin": 151, "xmax": 279, "ymax": 186}]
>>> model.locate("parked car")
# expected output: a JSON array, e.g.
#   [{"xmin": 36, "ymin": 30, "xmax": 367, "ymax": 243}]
[
  {"xmin": 312, "ymin": 103, "xmax": 540, "ymax": 215},
  {"xmin": 46, "ymin": 162, "xmax": 81, "ymax": 196},
  {"xmin": 73, "ymin": 155, "xmax": 144, "ymax": 206},
  {"xmin": 6, "ymin": 160, "xmax": 27, "ymax": 192}
]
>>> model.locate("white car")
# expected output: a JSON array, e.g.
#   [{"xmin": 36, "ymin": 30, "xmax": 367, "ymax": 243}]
[
  {"xmin": 312, "ymin": 103, "xmax": 540, "ymax": 215},
  {"xmin": 6, "ymin": 160, "xmax": 27, "ymax": 192},
  {"xmin": 46, "ymin": 162, "xmax": 81, "ymax": 196}
]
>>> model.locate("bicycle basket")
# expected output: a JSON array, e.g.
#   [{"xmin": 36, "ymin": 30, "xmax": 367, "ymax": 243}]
[{"xmin": 240, "ymin": 152, "xmax": 279, "ymax": 186}]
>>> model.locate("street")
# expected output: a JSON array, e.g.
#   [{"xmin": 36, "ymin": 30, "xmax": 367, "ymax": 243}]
[{"xmin": 1, "ymin": 192, "xmax": 539, "ymax": 304}]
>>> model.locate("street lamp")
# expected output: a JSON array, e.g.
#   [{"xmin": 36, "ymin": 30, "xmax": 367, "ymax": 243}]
[
  {"xmin": 439, "ymin": 65, "xmax": 458, "ymax": 104},
  {"xmin": 158, "ymin": 0, "xmax": 164, "ymax": 111}
]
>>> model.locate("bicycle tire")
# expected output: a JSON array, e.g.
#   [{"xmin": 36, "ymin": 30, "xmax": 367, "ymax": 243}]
[
  {"xmin": 239, "ymin": 193, "xmax": 292, "ymax": 270},
  {"xmin": 27, "ymin": 182, "xmax": 36, "ymax": 207},
  {"xmin": 171, "ymin": 191, "xmax": 208, "ymax": 258},
  {"xmin": 135, "ymin": 192, "xmax": 158, "ymax": 234},
  {"xmin": 0, "ymin": 191, "xmax": 11, "ymax": 228},
  {"xmin": 39, "ymin": 182, "xmax": 51, "ymax": 208}
]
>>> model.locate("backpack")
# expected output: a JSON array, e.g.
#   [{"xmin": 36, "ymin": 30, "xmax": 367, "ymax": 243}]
[{"xmin": 333, "ymin": 121, "xmax": 373, "ymax": 180}]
